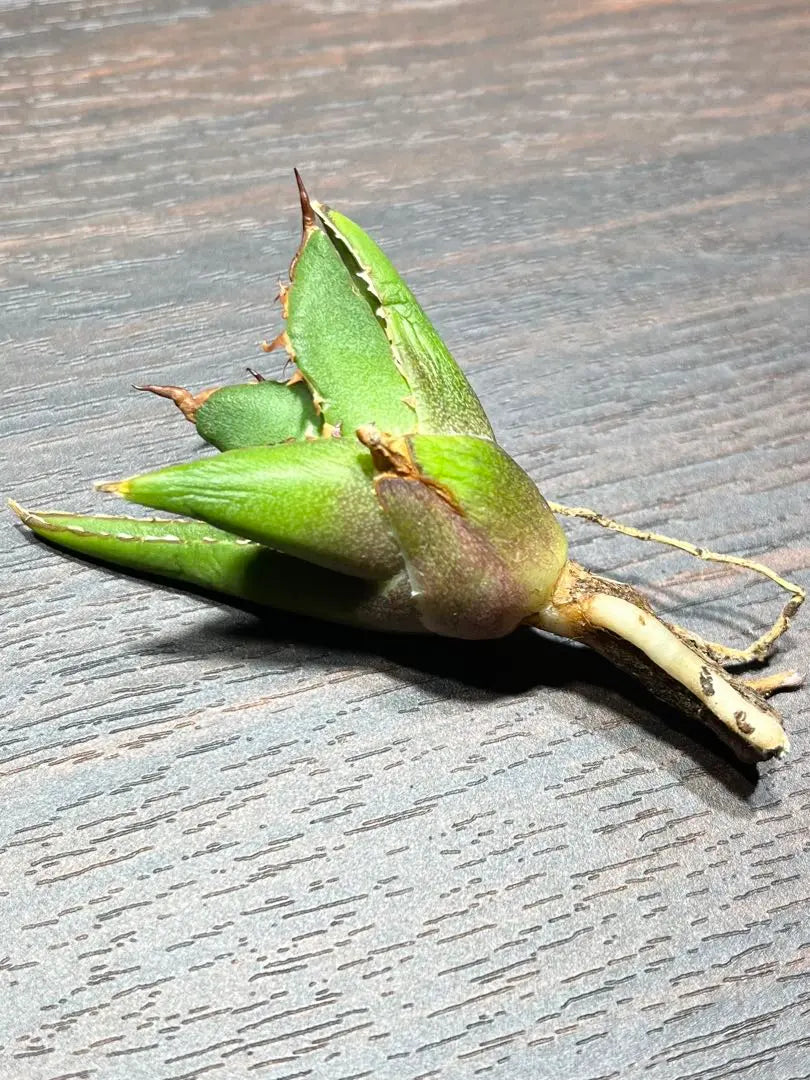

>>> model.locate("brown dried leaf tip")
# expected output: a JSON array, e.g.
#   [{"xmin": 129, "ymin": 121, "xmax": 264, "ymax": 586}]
[
  {"xmin": 294, "ymin": 167, "xmax": 316, "ymax": 234},
  {"xmin": 133, "ymin": 384, "xmax": 216, "ymax": 423}
]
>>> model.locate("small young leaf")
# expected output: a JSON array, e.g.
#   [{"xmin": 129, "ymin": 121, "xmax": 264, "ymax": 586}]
[
  {"xmin": 195, "ymin": 379, "xmax": 320, "ymax": 449},
  {"xmin": 405, "ymin": 432, "xmax": 568, "ymax": 607},
  {"xmin": 375, "ymin": 476, "xmax": 525, "ymax": 639}
]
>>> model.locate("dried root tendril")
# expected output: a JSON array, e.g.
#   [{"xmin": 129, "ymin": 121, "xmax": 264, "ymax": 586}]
[{"xmin": 549, "ymin": 502, "xmax": 805, "ymax": 666}]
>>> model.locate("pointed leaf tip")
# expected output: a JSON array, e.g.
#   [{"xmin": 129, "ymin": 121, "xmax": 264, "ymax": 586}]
[
  {"xmin": 9, "ymin": 500, "xmax": 54, "ymax": 533},
  {"xmin": 95, "ymin": 480, "xmax": 130, "ymax": 496},
  {"xmin": 133, "ymin": 383, "xmax": 210, "ymax": 422},
  {"xmin": 294, "ymin": 168, "xmax": 316, "ymax": 232},
  {"xmin": 8, "ymin": 498, "xmax": 28, "ymax": 524}
]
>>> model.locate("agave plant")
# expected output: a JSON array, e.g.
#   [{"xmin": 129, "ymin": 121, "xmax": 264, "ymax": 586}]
[{"xmin": 11, "ymin": 173, "xmax": 804, "ymax": 763}]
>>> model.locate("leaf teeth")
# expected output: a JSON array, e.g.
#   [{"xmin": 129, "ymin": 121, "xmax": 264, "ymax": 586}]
[
  {"xmin": 10, "ymin": 500, "xmax": 207, "ymax": 535},
  {"xmin": 260, "ymin": 329, "xmax": 292, "ymax": 355},
  {"xmin": 356, "ymin": 426, "xmax": 414, "ymax": 477},
  {"xmin": 277, "ymin": 280, "xmax": 291, "ymax": 318}
]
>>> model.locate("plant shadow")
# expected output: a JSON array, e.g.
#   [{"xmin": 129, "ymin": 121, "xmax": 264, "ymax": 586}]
[
  {"xmin": 142, "ymin": 581, "xmax": 761, "ymax": 799},
  {"xmin": 23, "ymin": 531, "xmax": 763, "ymax": 798}
]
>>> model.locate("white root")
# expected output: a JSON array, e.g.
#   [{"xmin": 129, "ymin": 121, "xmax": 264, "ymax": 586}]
[
  {"xmin": 534, "ymin": 562, "xmax": 791, "ymax": 762},
  {"xmin": 586, "ymin": 590, "xmax": 787, "ymax": 757}
]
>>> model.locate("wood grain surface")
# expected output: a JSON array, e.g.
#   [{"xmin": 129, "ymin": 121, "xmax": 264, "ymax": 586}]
[{"xmin": 3, "ymin": 1, "xmax": 809, "ymax": 1077}]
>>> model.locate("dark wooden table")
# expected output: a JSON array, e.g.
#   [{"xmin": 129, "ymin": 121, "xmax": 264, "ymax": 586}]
[{"xmin": 4, "ymin": 2, "xmax": 809, "ymax": 1077}]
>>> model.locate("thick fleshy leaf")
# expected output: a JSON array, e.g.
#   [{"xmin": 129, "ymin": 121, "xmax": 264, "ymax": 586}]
[
  {"xmin": 283, "ymin": 181, "xmax": 416, "ymax": 434},
  {"xmin": 358, "ymin": 428, "xmax": 568, "ymax": 636},
  {"xmin": 10, "ymin": 506, "xmax": 421, "ymax": 631},
  {"xmin": 375, "ymin": 476, "xmax": 525, "ymax": 639},
  {"xmin": 405, "ymin": 432, "xmax": 567, "ymax": 605},
  {"xmin": 136, "ymin": 378, "xmax": 321, "ymax": 450},
  {"xmin": 195, "ymin": 379, "xmax": 320, "ymax": 449},
  {"xmin": 99, "ymin": 440, "xmax": 402, "ymax": 580},
  {"xmin": 313, "ymin": 200, "xmax": 494, "ymax": 440}
]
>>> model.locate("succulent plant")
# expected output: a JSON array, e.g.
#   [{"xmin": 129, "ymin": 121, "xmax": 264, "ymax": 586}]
[{"xmin": 11, "ymin": 173, "xmax": 804, "ymax": 763}]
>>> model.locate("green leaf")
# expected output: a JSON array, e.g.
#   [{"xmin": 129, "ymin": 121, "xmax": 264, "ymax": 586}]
[
  {"xmin": 375, "ymin": 476, "xmax": 526, "ymax": 639},
  {"xmin": 100, "ymin": 439, "xmax": 402, "ymax": 580},
  {"xmin": 405, "ymin": 432, "xmax": 568, "ymax": 605},
  {"xmin": 313, "ymin": 200, "xmax": 494, "ymax": 440},
  {"xmin": 10, "ymin": 505, "xmax": 420, "ymax": 631},
  {"xmin": 195, "ymin": 379, "xmax": 320, "ymax": 449},
  {"xmin": 358, "ymin": 429, "xmax": 568, "ymax": 637},
  {"xmin": 282, "ymin": 177, "xmax": 417, "ymax": 434}
]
